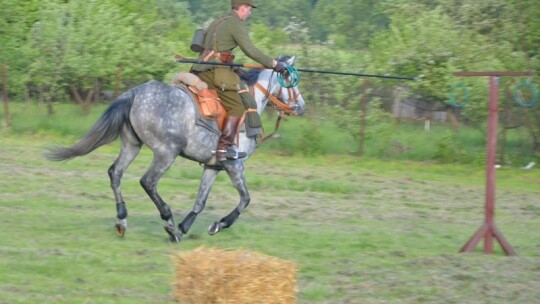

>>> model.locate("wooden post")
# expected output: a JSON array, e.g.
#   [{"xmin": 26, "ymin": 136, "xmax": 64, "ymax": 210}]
[
  {"xmin": 453, "ymin": 71, "xmax": 534, "ymax": 256},
  {"xmin": 2, "ymin": 64, "xmax": 9, "ymax": 129}
]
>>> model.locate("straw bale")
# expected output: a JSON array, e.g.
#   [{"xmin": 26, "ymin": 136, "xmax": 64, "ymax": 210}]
[{"xmin": 173, "ymin": 247, "xmax": 298, "ymax": 304}]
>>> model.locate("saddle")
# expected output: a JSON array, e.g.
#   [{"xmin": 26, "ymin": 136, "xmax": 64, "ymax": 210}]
[{"xmin": 172, "ymin": 72, "xmax": 226, "ymax": 130}]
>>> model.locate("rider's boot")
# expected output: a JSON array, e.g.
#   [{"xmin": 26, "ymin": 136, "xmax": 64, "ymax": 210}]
[{"xmin": 216, "ymin": 116, "xmax": 247, "ymax": 161}]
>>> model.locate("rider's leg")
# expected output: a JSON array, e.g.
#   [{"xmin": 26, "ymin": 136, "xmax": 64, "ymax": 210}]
[
  {"xmin": 216, "ymin": 115, "xmax": 246, "ymax": 161},
  {"xmin": 216, "ymin": 89, "xmax": 248, "ymax": 161},
  {"xmin": 194, "ymin": 70, "xmax": 247, "ymax": 161}
]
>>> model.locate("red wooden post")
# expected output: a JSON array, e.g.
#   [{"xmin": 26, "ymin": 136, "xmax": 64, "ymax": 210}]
[
  {"xmin": 484, "ymin": 76, "xmax": 498, "ymax": 254},
  {"xmin": 453, "ymin": 71, "xmax": 534, "ymax": 256}
]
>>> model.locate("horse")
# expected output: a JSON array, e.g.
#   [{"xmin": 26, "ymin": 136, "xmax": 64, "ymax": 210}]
[{"xmin": 46, "ymin": 55, "xmax": 305, "ymax": 242}]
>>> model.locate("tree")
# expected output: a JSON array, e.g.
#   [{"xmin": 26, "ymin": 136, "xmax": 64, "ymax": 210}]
[
  {"xmin": 0, "ymin": 0, "xmax": 40, "ymax": 98},
  {"xmin": 27, "ymin": 1, "xmax": 71, "ymax": 114},
  {"xmin": 186, "ymin": 0, "xmax": 313, "ymax": 30},
  {"xmin": 310, "ymin": 0, "xmax": 384, "ymax": 49},
  {"xmin": 23, "ymin": 0, "xmax": 194, "ymax": 113}
]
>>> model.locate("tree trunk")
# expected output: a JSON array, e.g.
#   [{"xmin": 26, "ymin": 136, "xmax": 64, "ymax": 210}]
[
  {"xmin": 447, "ymin": 108, "xmax": 460, "ymax": 131},
  {"xmin": 93, "ymin": 79, "xmax": 101, "ymax": 104},
  {"xmin": 71, "ymin": 85, "xmax": 84, "ymax": 104},
  {"xmin": 71, "ymin": 83, "xmax": 98, "ymax": 115},
  {"xmin": 115, "ymin": 67, "xmax": 123, "ymax": 98},
  {"xmin": 358, "ymin": 79, "xmax": 369, "ymax": 157},
  {"xmin": 71, "ymin": 85, "xmax": 89, "ymax": 114},
  {"xmin": 392, "ymin": 87, "xmax": 402, "ymax": 124}
]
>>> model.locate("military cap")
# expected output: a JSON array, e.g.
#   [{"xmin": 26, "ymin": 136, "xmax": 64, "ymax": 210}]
[{"xmin": 231, "ymin": 0, "xmax": 257, "ymax": 8}]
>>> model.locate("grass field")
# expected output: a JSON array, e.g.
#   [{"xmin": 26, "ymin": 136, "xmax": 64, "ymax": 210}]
[
  {"xmin": 1, "ymin": 133, "xmax": 539, "ymax": 303},
  {"xmin": 3, "ymin": 101, "xmax": 538, "ymax": 166}
]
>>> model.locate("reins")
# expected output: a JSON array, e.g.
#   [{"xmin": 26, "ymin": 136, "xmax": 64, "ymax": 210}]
[
  {"xmin": 254, "ymin": 83, "xmax": 298, "ymax": 116},
  {"xmin": 250, "ymin": 79, "xmax": 300, "ymax": 142}
]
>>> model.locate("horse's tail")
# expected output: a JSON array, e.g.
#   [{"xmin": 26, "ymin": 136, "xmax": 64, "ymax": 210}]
[{"xmin": 46, "ymin": 94, "xmax": 134, "ymax": 161}]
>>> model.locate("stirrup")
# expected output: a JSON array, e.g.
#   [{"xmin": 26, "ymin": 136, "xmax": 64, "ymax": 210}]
[
  {"xmin": 225, "ymin": 148, "xmax": 247, "ymax": 160},
  {"xmin": 216, "ymin": 146, "xmax": 247, "ymax": 161}
]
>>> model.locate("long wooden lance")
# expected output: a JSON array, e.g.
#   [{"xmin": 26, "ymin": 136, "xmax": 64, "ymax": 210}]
[{"xmin": 175, "ymin": 55, "xmax": 417, "ymax": 81}]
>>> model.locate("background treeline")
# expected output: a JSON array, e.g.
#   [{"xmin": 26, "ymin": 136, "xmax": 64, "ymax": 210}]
[{"xmin": 1, "ymin": 0, "xmax": 539, "ymax": 162}]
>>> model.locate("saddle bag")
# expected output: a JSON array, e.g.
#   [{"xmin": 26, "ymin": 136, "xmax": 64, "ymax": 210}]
[
  {"xmin": 171, "ymin": 72, "xmax": 225, "ymax": 129},
  {"xmin": 198, "ymin": 89, "xmax": 223, "ymax": 119},
  {"xmin": 239, "ymin": 92, "xmax": 261, "ymax": 137}
]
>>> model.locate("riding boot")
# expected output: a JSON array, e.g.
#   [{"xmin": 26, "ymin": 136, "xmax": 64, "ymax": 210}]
[{"xmin": 216, "ymin": 116, "xmax": 247, "ymax": 161}]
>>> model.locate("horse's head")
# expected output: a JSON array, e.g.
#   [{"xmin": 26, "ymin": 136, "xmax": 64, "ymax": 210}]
[
  {"xmin": 274, "ymin": 55, "xmax": 305, "ymax": 116},
  {"xmin": 240, "ymin": 55, "xmax": 306, "ymax": 116}
]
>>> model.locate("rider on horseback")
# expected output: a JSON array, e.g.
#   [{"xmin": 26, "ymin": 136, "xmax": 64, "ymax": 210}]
[{"xmin": 191, "ymin": 0, "xmax": 287, "ymax": 161}]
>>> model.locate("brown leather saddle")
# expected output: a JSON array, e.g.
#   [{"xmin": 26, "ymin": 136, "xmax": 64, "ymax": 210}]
[{"xmin": 172, "ymin": 72, "xmax": 226, "ymax": 130}]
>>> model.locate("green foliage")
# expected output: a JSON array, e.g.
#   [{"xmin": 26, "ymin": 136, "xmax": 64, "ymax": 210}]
[
  {"xmin": 187, "ymin": 0, "xmax": 314, "ymax": 30},
  {"xmin": 298, "ymin": 121, "xmax": 324, "ymax": 156},
  {"xmin": 363, "ymin": 98, "xmax": 397, "ymax": 156},
  {"xmin": 328, "ymin": 94, "xmax": 396, "ymax": 156},
  {"xmin": 310, "ymin": 0, "xmax": 382, "ymax": 49},
  {"xmin": 0, "ymin": 0, "xmax": 40, "ymax": 96},
  {"xmin": 369, "ymin": 1, "xmax": 533, "ymax": 127},
  {"xmin": 370, "ymin": 8, "xmax": 466, "ymax": 97},
  {"xmin": 2, "ymin": 0, "xmax": 194, "ymax": 102},
  {"xmin": 434, "ymin": 131, "xmax": 470, "ymax": 164},
  {"xmin": 2, "ymin": 0, "xmax": 540, "ymax": 156}
]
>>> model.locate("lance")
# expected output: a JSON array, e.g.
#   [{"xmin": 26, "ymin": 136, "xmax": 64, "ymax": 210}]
[{"xmin": 175, "ymin": 55, "xmax": 417, "ymax": 81}]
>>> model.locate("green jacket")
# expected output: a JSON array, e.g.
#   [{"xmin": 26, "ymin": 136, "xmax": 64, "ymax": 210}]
[{"xmin": 191, "ymin": 10, "xmax": 274, "ymax": 72}]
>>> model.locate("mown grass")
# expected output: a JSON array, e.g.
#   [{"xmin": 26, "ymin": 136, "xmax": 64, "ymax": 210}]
[{"xmin": 1, "ymin": 131, "xmax": 539, "ymax": 303}]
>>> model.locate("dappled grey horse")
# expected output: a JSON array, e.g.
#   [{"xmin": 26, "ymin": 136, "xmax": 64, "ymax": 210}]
[{"xmin": 46, "ymin": 56, "xmax": 305, "ymax": 242}]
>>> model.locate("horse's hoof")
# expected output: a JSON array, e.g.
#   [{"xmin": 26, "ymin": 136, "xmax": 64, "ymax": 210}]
[
  {"xmin": 164, "ymin": 224, "xmax": 182, "ymax": 243},
  {"xmin": 208, "ymin": 222, "xmax": 223, "ymax": 236},
  {"xmin": 115, "ymin": 220, "xmax": 127, "ymax": 237}
]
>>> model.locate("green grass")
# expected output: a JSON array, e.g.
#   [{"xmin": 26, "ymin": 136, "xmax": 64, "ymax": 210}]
[
  {"xmin": 1, "ymin": 133, "xmax": 539, "ymax": 303},
  {"xmin": 2, "ymin": 101, "xmax": 537, "ymax": 166}
]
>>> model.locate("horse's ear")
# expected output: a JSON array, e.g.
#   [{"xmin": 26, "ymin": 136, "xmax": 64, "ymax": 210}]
[{"xmin": 286, "ymin": 56, "xmax": 296, "ymax": 66}]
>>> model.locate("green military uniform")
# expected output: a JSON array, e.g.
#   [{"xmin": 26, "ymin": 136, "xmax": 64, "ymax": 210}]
[
  {"xmin": 192, "ymin": 9, "xmax": 273, "ymax": 116},
  {"xmin": 191, "ymin": 0, "xmax": 273, "ymax": 161}
]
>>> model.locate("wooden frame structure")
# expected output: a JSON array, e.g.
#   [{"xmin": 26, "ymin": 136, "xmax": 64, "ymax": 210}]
[{"xmin": 454, "ymin": 71, "xmax": 535, "ymax": 256}]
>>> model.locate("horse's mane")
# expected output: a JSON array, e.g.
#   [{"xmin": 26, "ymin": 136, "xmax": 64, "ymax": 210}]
[{"xmin": 239, "ymin": 69, "xmax": 262, "ymax": 86}]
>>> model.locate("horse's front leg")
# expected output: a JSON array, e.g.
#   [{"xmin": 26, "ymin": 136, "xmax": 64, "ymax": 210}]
[
  {"xmin": 208, "ymin": 162, "xmax": 250, "ymax": 235},
  {"xmin": 177, "ymin": 166, "xmax": 219, "ymax": 236}
]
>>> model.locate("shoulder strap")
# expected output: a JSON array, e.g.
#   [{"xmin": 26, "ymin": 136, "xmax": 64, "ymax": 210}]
[{"xmin": 206, "ymin": 15, "xmax": 232, "ymax": 51}]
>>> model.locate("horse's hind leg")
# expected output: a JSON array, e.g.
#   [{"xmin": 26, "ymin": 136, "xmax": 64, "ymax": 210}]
[
  {"xmin": 208, "ymin": 164, "xmax": 250, "ymax": 235},
  {"xmin": 140, "ymin": 151, "xmax": 181, "ymax": 242},
  {"xmin": 178, "ymin": 167, "xmax": 219, "ymax": 235},
  {"xmin": 108, "ymin": 139, "xmax": 142, "ymax": 237}
]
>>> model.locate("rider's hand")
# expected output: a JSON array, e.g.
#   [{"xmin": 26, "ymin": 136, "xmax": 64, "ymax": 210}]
[{"xmin": 273, "ymin": 62, "xmax": 289, "ymax": 76}]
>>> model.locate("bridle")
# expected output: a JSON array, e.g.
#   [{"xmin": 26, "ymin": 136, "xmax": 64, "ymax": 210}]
[
  {"xmin": 249, "ymin": 74, "xmax": 302, "ymax": 142},
  {"xmin": 252, "ymin": 82, "xmax": 300, "ymax": 116}
]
